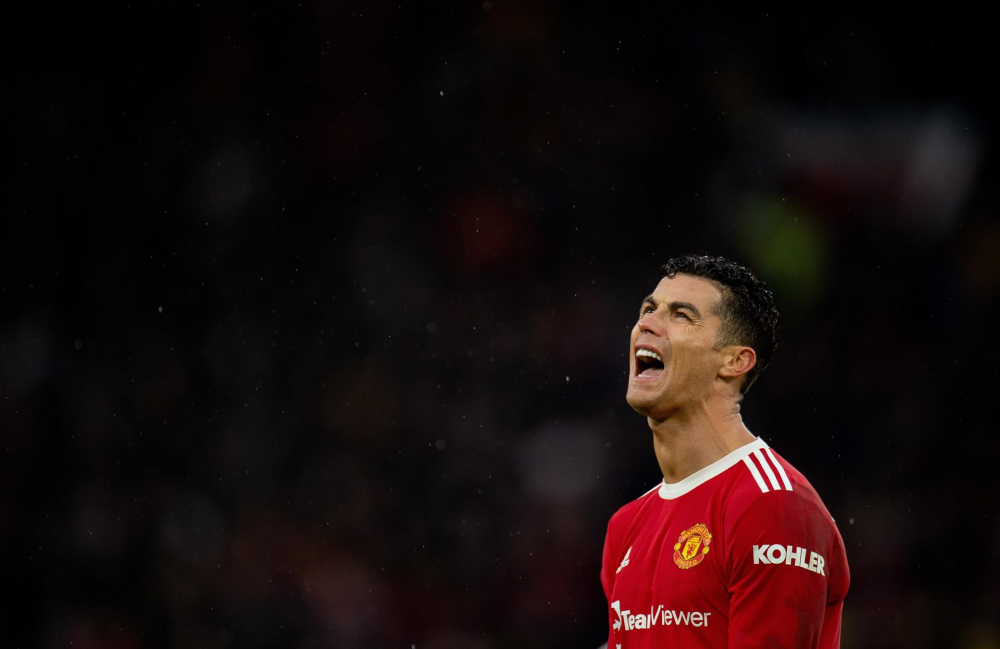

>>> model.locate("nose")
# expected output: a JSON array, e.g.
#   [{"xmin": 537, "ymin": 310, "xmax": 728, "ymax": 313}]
[{"xmin": 637, "ymin": 312, "xmax": 660, "ymax": 337}]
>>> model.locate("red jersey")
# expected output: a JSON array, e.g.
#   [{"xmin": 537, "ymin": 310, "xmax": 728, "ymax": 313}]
[{"xmin": 601, "ymin": 438, "xmax": 849, "ymax": 648}]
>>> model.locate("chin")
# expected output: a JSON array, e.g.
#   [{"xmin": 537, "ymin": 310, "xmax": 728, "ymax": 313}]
[
  {"xmin": 628, "ymin": 380, "xmax": 681, "ymax": 419},
  {"xmin": 626, "ymin": 387, "xmax": 661, "ymax": 417}
]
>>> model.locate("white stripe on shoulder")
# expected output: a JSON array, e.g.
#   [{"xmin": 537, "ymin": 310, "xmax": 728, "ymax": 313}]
[
  {"xmin": 742, "ymin": 455, "xmax": 769, "ymax": 493},
  {"xmin": 753, "ymin": 449, "xmax": 782, "ymax": 490},
  {"xmin": 765, "ymin": 447, "xmax": 793, "ymax": 491}
]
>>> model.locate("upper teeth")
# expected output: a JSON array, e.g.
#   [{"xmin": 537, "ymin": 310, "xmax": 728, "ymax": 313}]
[{"xmin": 636, "ymin": 349, "xmax": 663, "ymax": 362}]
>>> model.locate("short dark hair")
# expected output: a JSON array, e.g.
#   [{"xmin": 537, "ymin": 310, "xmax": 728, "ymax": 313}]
[{"xmin": 660, "ymin": 255, "xmax": 780, "ymax": 395}]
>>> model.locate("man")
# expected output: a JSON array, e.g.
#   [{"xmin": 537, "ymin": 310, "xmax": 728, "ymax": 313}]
[{"xmin": 601, "ymin": 255, "xmax": 849, "ymax": 648}]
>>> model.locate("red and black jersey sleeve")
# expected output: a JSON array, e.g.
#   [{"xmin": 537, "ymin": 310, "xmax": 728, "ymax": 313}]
[{"xmin": 725, "ymin": 489, "xmax": 850, "ymax": 648}]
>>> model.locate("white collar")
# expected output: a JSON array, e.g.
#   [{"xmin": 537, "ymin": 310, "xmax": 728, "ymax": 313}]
[{"xmin": 657, "ymin": 437, "xmax": 768, "ymax": 500}]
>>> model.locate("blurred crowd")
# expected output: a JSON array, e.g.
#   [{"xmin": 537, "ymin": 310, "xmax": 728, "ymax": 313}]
[{"xmin": 3, "ymin": 3, "xmax": 999, "ymax": 648}]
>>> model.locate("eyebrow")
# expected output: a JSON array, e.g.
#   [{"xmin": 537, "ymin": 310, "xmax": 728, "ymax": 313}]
[{"xmin": 640, "ymin": 295, "xmax": 703, "ymax": 319}]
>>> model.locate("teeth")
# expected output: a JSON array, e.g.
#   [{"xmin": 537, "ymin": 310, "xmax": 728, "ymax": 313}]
[{"xmin": 636, "ymin": 349, "xmax": 663, "ymax": 362}]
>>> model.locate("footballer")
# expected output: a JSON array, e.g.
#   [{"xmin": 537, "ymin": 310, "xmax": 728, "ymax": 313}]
[{"xmin": 601, "ymin": 255, "xmax": 849, "ymax": 648}]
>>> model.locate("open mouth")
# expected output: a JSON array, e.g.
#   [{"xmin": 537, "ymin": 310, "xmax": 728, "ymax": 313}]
[{"xmin": 635, "ymin": 348, "xmax": 665, "ymax": 379}]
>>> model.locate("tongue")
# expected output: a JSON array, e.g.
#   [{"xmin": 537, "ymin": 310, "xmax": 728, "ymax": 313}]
[{"xmin": 640, "ymin": 366, "xmax": 664, "ymax": 377}]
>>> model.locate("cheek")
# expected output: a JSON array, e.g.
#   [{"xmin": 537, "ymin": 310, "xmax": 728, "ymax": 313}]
[
  {"xmin": 686, "ymin": 345, "xmax": 718, "ymax": 373},
  {"xmin": 668, "ymin": 344, "xmax": 701, "ymax": 372}
]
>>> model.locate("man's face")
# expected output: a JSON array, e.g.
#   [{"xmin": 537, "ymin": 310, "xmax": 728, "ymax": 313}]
[{"xmin": 626, "ymin": 273, "xmax": 727, "ymax": 419}]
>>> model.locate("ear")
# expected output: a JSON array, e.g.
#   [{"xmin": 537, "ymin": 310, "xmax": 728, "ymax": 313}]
[{"xmin": 718, "ymin": 346, "xmax": 756, "ymax": 382}]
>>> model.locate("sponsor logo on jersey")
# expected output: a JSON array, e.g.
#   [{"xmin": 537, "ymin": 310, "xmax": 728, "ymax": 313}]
[
  {"xmin": 616, "ymin": 546, "xmax": 632, "ymax": 574},
  {"xmin": 752, "ymin": 544, "xmax": 826, "ymax": 575},
  {"xmin": 673, "ymin": 523, "xmax": 712, "ymax": 569},
  {"xmin": 611, "ymin": 600, "xmax": 712, "ymax": 633}
]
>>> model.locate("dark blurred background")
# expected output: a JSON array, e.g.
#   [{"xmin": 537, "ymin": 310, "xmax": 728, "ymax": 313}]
[{"xmin": 3, "ymin": 2, "xmax": 998, "ymax": 648}]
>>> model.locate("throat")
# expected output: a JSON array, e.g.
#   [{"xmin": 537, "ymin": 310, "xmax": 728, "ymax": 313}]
[{"xmin": 650, "ymin": 415, "xmax": 756, "ymax": 484}]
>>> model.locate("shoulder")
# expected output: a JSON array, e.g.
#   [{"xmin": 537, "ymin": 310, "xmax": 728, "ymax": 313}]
[
  {"xmin": 722, "ymin": 443, "xmax": 846, "ymax": 570},
  {"xmin": 606, "ymin": 482, "xmax": 662, "ymax": 533},
  {"xmin": 723, "ymin": 442, "xmax": 836, "ymax": 528}
]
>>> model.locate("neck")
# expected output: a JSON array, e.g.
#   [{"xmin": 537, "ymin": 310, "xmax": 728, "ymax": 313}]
[{"xmin": 648, "ymin": 398, "xmax": 756, "ymax": 484}]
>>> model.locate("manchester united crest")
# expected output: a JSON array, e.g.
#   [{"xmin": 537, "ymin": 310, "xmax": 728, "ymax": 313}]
[{"xmin": 673, "ymin": 523, "xmax": 712, "ymax": 569}]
